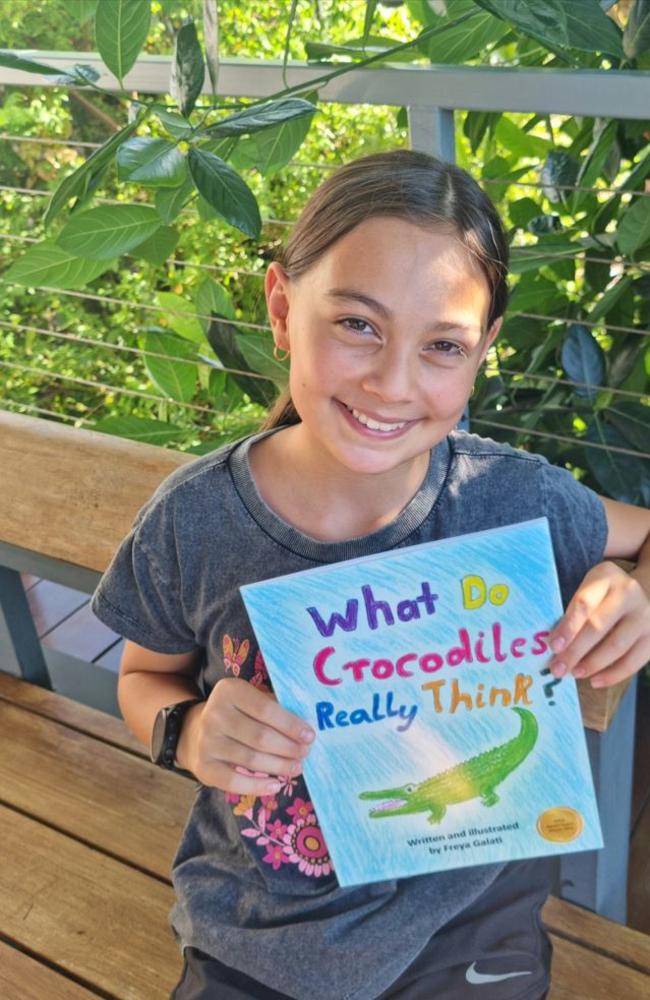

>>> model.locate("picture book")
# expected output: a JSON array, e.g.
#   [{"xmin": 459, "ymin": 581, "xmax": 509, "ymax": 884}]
[{"xmin": 240, "ymin": 518, "xmax": 603, "ymax": 887}]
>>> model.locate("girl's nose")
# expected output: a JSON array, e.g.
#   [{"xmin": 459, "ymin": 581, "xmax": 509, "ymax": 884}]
[{"xmin": 360, "ymin": 350, "xmax": 414, "ymax": 404}]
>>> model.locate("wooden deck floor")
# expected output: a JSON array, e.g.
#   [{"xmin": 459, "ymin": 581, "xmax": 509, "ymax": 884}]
[{"xmin": 19, "ymin": 574, "xmax": 650, "ymax": 936}]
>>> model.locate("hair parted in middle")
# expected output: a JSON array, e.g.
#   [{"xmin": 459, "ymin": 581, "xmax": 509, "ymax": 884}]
[{"xmin": 262, "ymin": 148, "xmax": 509, "ymax": 430}]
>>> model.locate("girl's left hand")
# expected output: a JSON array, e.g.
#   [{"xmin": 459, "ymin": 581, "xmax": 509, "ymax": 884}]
[{"xmin": 548, "ymin": 561, "xmax": 650, "ymax": 688}]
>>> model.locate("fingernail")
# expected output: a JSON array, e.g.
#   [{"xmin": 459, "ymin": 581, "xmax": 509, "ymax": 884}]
[
  {"xmin": 266, "ymin": 781, "xmax": 281, "ymax": 792},
  {"xmin": 301, "ymin": 728, "xmax": 315, "ymax": 743},
  {"xmin": 552, "ymin": 662, "xmax": 567, "ymax": 677},
  {"xmin": 551, "ymin": 637, "xmax": 566, "ymax": 653},
  {"xmin": 573, "ymin": 667, "xmax": 586, "ymax": 678}
]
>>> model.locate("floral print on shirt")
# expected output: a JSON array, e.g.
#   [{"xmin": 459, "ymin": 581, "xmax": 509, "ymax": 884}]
[{"xmin": 222, "ymin": 635, "xmax": 334, "ymax": 879}]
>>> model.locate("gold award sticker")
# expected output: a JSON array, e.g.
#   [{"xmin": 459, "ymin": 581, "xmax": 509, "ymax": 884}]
[{"xmin": 537, "ymin": 807, "xmax": 584, "ymax": 843}]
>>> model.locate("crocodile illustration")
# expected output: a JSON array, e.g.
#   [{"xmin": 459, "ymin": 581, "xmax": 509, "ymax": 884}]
[{"xmin": 359, "ymin": 708, "xmax": 538, "ymax": 825}]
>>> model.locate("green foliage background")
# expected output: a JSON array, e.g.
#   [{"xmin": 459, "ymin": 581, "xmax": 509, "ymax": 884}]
[{"xmin": 0, "ymin": 0, "xmax": 648, "ymax": 500}]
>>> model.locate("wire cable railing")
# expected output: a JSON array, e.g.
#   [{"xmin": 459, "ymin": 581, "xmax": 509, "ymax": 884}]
[{"xmin": 470, "ymin": 417, "xmax": 650, "ymax": 460}]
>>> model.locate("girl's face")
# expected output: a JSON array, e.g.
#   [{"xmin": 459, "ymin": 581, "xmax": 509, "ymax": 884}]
[{"xmin": 265, "ymin": 216, "xmax": 501, "ymax": 479}]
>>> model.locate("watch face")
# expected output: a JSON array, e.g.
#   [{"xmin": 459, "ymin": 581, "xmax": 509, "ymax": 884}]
[{"xmin": 151, "ymin": 707, "xmax": 168, "ymax": 763}]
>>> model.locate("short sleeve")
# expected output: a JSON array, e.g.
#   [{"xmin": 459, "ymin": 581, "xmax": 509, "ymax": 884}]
[
  {"xmin": 540, "ymin": 462, "xmax": 608, "ymax": 607},
  {"xmin": 91, "ymin": 493, "xmax": 200, "ymax": 654}
]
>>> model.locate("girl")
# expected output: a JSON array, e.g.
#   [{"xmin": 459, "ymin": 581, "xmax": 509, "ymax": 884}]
[{"xmin": 91, "ymin": 150, "xmax": 650, "ymax": 1000}]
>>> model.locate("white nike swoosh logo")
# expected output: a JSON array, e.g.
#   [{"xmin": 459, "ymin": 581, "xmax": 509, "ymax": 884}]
[{"xmin": 465, "ymin": 962, "xmax": 533, "ymax": 985}]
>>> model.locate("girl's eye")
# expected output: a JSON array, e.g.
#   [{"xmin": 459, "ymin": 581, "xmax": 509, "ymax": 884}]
[
  {"xmin": 431, "ymin": 340, "xmax": 466, "ymax": 357},
  {"xmin": 340, "ymin": 317, "xmax": 375, "ymax": 336}
]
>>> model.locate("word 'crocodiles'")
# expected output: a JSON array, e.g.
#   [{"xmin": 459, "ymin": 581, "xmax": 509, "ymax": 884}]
[{"xmin": 359, "ymin": 708, "xmax": 538, "ymax": 825}]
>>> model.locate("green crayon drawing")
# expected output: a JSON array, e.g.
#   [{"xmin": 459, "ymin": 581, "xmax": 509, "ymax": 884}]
[{"xmin": 359, "ymin": 708, "xmax": 538, "ymax": 825}]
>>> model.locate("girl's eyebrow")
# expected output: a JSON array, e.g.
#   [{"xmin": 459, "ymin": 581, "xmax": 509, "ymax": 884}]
[{"xmin": 325, "ymin": 287, "xmax": 480, "ymax": 334}]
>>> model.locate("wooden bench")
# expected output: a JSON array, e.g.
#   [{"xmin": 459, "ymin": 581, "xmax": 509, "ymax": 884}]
[
  {"xmin": 0, "ymin": 409, "xmax": 645, "ymax": 992},
  {"xmin": 0, "ymin": 670, "xmax": 648, "ymax": 999}
]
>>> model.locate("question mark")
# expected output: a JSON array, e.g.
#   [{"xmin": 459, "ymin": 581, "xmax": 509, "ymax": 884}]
[{"xmin": 540, "ymin": 666, "xmax": 561, "ymax": 706}]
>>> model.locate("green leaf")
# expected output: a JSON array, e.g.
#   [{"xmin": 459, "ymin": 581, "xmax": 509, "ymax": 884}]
[
  {"xmin": 206, "ymin": 318, "xmax": 276, "ymax": 405},
  {"xmin": 228, "ymin": 113, "xmax": 314, "ymax": 177},
  {"xmin": 589, "ymin": 274, "xmax": 634, "ymax": 322},
  {"xmin": 473, "ymin": 0, "xmax": 624, "ymax": 57},
  {"xmin": 508, "ymin": 274, "xmax": 565, "ymax": 313},
  {"xmin": 363, "ymin": 0, "xmax": 380, "ymax": 44},
  {"xmin": 141, "ymin": 329, "xmax": 198, "ymax": 402},
  {"xmin": 624, "ymin": 0, "xmax": 650, "ymax": 58},
  {"xmin": 616, "ymin": 197, "xmax": 650, "ymax": 256},
  {"xmin": 0, "ymin": 50, "xmax": 78, "ymax": 77},
  {"xmin": 44, "ymin": 116, "xmax": 142, "ymax": 228},
  {"xmin": 2, "ymin": 241, "xmax": 113, "ymax": 289},
  {"xmin": 540, "ymin": 150, "xmax": 579, "ymax": 203},
  {"xmin": 585, "ymin": 420, "xmax": 649, "ymax": 504},
  {"xmin": 187, "ymin": 148, "xmax": 261, "ymax": 238},
  {"xmin": 508, "ymin": 196, "xmax": 542, "ymax": 228},
  {"xmin": 92, "ymin": 415, "xmax": 188, "ymax": 444},
  {"xmin": 156, "ymin": 292, "xmax": 204, "ymax": 342},
  {"xmin": 171, "ymin": 20, "xmax": 205, "ymax": 117},
  {"xmin": 199, "ymin": 98, "xmax": 317, "ymax": 139},
  {"xmin": 154, "ymin": 108, "xmax": 194, "ymax": 138},
  {"xmin": 72, "ymin": 0, "xmax": 99, "ymax": 22},
  {"xmin": 424, "ymin": 0, "xmax": 508, "ymax": 62},
  {"xmin": 194, "ymin": 277, "xmax": 235, "ymax": 334},
  {"xmin": 509, "ymin": 238, "xmax": 579, "ymax": 273},
  {"xmin": 131, "ymin": 225, "xmax": 179, "ymax": 265},
  {"xmin": 495, "ymin": 117, "xmax": 552, "ymax": 160},
  {"xmin": 95, "ymin": 0, "xmax": 151, "ymax": 86},
  {"xmin": 58, "ymin": 205, "xmax": 162, "ymax": 260},
  {"xmin": 607, "ymin": 403, "xmax": 650, "ymax": 453},
  {"xmin": 155, "ymin": 174, "xmax": 195, "ymax": 223},
  {"xmin": 573, "ymin": 121, "xmax": 617, "ymax": 211},
  {"xmin": 560, "ymin": 323, "xmax": 605, "ymax": 397},
  {"xmin": 116, "ymin": 137, "xmax": 187, "ymax": 187},
  {"xmin": 463, "ymin": 111, "xmax": 500, "ymax": 154},
  {"xmin": 236, "ymin": 331, "xmax": 289, "ymax": 386}
]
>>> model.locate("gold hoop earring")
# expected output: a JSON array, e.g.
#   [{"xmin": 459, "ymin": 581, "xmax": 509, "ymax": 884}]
[{"xmin": 273, "ymin": 345, "xmax": 290, "ymax": 362}]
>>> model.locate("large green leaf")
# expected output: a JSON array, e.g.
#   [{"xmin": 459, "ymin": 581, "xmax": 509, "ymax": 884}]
[
  {"xmin": 142, "ymin": 329, "xmax": 199, "ymax": 402},
  {"xmin": 156, "ymin": 292, "xmax": 204, "ymax": 343},
  {"xmin": 206, "ymin": 317, "xmax": 276, "ymax": 405},
  {"xmin": 155, "ymin": 174, "xmax": 195, "ymax": 223},
  {"xmin": 624, "ymin": 0, "xmax": 650, "ymax": 58},
  {"xmin": 72, "ymin": 0, "xmax": 98, "ymax": 22},
  {"xmin": 607, "ymin": 403, "xmax": 650, "ymax": 453},
  {"xmin": 423, "ymin": 0, "xmax": 508, "ymax": 62},
  {"xmin": 93, "ymin": 415, "xmax": 188, "ymax": 444},
  {"xmin": 116, "ymin": 137, "xmax": 187, "ymax": 187},
  {"xmin": 616, "ymin": 197, "xmax": 650, "ymax": 256},
  {"xmin": 171, "ymin": 20, "xmax": 205, "ymax": 117},
  {"xmin": 194, "ymin": 277, "xmax": 236, "ymax": 334},
  {"xmin": 131, "ymin": 225, "xmax": 179, "ymax": 265},
  {"xmin": 586, "ymin": 420, "xmax": 649, "ymax": 504},
  {"xmin": 95, "ymin": 0, "xmax": 151, "ymax": 85},
  {"xmin": 154, "ymin": 108, "xmax": 194, "ymax": 138},
  {"xmin": 473, "ymin": 0, "xmax": 623, "ymax": 56},
  {"xmin": 0, "ymin": 51, "xmax": 93, "ymax": 80},
  {"xmin": 58, "ymin": 205, "xmax": 162, "ymax": 260},
  {"xmin": 228, "ymin": 110, "xmax": 314, "ymax": 177},
  {"xmin": 236, "ymin": 331, "xmax": 289, "ymax": 386},
  {"xmin": 561, "ymin": 323, "xmax": 605, "ymax": 397},
  {"xmin": 199, "ymin": 98, "xmax": 317, "ymax": 139},
  {"xmin": 494, "ymin": 117, "xmax": 552, "ymax": 161},
  {"xmin": 187, "ymin": 148, "xmax": 261, "ymax": 238},
  {"xmin": 2, "ymin": 241, "xmax": 113, "ymax": 289},
  {"xmin": 304, "ymin": 35, "xmax": 423, "ymax": 63},
  {"xmin": 43, "ymin": 116, "xmax": 142, "ymax": 228},
  {"xmin": 508, "ymin": 274, "xmax": 565, "ymax": 313},
  {"xmin": 540, "ymin": 150, "xmax": 579, "ymax": 203}
]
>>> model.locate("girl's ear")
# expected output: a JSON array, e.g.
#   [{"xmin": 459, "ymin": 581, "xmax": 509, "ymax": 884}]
[
  {"xmin": 479, "ymin": 316, "xmax": 503, "ymax": 362},
  {"xmin": 265, "ymin": 262, "xmax": 292, "ymax": 352}
]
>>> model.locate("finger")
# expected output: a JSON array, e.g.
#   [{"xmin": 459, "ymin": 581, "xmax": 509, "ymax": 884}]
[
  {"xmin": 586, "ymin": 637, "xmax": 650, "ymax": 689},
  {"xmin": 549, "ymin": 571, "xmax": 612, "ymax": 658},
  {"xmin": 220, "ymin": 701, "xmax": 312, "ymax": 760},
  {"xmin": 571, "ymin": 611, "xmax": 647, "ymax": 679},
  {"xmin": 208, "ymin": 731, "xmax": 304, "ymax": 778},
  {"xmin": 550, "ymin": 585, "xmax": 630, "ymax": 676},
  {"xmin": 196, "ymin": 759, "xmax": 285, "ymax": 797},
  {"xmin": 231, "ymin": 678, "xmax": 316, "ymax": 745}
]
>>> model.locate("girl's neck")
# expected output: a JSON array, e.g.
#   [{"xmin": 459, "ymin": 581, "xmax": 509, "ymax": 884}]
[{"xmin": 249, "ymin": 423, "xmax": 431, "ymax": 543}]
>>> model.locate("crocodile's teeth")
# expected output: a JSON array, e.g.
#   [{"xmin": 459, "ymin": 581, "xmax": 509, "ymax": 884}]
[{"xmin": 371, "ymin": 798, "xmax": 407, "ymax": 814}]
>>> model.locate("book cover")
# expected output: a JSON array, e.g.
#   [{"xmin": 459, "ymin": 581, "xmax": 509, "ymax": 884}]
[{"xmin": 240, "ymin": 518, "xmax": 603, "ymax": 887}]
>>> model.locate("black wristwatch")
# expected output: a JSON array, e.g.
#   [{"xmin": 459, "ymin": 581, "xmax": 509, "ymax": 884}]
[{"xmin": 150, "ymin": 699, "xmax": 202, "ymax": 774}]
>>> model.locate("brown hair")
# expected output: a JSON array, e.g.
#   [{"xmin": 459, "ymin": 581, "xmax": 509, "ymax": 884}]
[{"xmin": 262, "ymin": 149, "xmax": 509, "ymax": 430}]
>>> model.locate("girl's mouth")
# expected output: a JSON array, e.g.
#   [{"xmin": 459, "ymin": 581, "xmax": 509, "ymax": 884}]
[{"xmin": 336, "ymin": 400, "xmax": 416, "ymax": 438}]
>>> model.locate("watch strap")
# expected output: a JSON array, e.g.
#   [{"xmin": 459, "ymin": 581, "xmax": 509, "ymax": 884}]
[{"xmin": 151, "ymin": 698, "xmax": 202, "ymax": 773}]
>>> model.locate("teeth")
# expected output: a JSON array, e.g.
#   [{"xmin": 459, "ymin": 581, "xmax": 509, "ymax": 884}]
[{"xmin": 348, "ymin": 406, "xmax": 406, "ymax": 433}]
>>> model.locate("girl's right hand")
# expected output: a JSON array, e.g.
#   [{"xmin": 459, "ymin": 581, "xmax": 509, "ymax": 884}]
[{"xmin": 175, "ymin": 677, "xmax": 316, "ymax": 796}]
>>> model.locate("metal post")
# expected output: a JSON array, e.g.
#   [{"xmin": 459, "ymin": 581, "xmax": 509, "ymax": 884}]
[{"xmin": 408, "ymin": 106, "xmax": 456, "ymax": 163}]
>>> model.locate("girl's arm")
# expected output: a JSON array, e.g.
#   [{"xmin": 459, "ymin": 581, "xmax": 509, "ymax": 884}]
[
  {"xmin": 548, "ymin": 498, "xmax": 650, "ymax": 688},
  {"xmin": 118, "ymin": 639, "xmax": 314, "ymax": 795}
]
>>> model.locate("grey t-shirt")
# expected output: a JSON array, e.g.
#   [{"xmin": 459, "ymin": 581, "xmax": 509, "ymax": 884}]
[{"xmin": 91, "ymin": 427, "xmax": 607, "ymax": 1000}]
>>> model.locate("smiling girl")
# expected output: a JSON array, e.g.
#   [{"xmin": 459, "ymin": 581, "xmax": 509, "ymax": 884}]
[{"xmin": 92, "ymin": 150, "xmax": 650, "ymax": 1000}]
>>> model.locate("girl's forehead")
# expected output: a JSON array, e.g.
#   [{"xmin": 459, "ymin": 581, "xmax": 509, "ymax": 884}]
[{"xmin": 309, "ymin": 217, "xmax": 490, "ymax": 308}]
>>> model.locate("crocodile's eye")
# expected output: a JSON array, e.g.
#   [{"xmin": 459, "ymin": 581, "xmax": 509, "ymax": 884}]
[{"xmin": 404, "ymin": 784, "xmax": 416, "ymax": 794}]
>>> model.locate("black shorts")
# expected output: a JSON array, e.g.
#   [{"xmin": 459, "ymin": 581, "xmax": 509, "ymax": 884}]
[{"xmin": 170, "ymin": 857, "xmax": 554, "ymax": 1000}]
